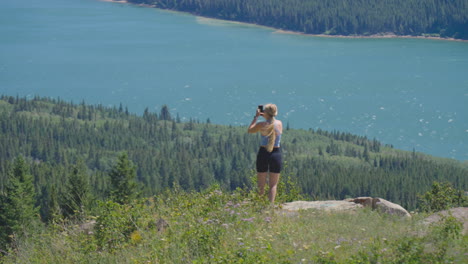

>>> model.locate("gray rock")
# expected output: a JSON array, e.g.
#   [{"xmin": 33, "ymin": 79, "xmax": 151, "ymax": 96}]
[
  {"xmin": 373, "ymin": 198, "xmax": 411, "ymax": 218},
  {"xmin": 281, "ymin": 200, "xmax": 363, "ymax": 213},
  {"xmin": 282, "ymin": 197, "xmax": 411, "ymax": 218},
  {"xmin": 156, "ymin": 218, "xmax": 169, "ymax": 233},
  {"xmin": 424, "ymin": 207, "xmax": 468, "ymax": 235},
  {"xmin": 79, "ymin": 220, "xmax": 96, "ymax": 235},
  {"xmin": 348, "ymin": 197, "xmax": 411, "ymax": 218},
  {"xmin": 351, "ymin": 197, "xmax": 375, "ymax": 208}
]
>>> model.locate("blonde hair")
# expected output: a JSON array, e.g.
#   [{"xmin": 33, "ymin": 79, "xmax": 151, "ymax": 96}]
[{"xmin": 263, "ymin": 104, "xmax": 278, "ymax": 152}]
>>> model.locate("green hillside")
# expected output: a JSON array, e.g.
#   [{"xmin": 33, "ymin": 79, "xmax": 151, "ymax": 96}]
[
  {"xmin": 0, "ymin": 95, "xmax": 466, "ymax": 216},
  {"xmin": 127, "ymin": 0, "xmax": 468, "ymax": 40},
  {"xmin": 0, "ymin": 95, "xmax": 467, "ymax": 262}
]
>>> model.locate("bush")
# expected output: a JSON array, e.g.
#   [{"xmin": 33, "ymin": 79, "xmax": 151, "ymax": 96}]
[
  {"xmin": 93, "ymin": 200, "xmax": 139, "ymax": 251},
  {"xmin": 2, "ymin": 185, "xmax": 466, "ymax": 263},
  {"xmin": 417, "ymin": 181, "xmax": 467, "ymax": 213}
]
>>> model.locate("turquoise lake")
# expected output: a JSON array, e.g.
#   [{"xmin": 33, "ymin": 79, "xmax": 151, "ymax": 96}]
[{"xmin": 1, "ymin": 0, "xmax": 467, "ymax": 160}]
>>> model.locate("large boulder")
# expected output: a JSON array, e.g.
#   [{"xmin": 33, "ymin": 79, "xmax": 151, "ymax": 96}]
[
  {"xmin": 348, "ymin": 197, "xmax": 411, "ymax": 218},
  {"xmin": 281, "ymin": 200, "xmax": 363, "ymax": 213},
  {"xmin": 424, "ymin": 207, "xmax": 468, "ymax": 235},
  {"xmin": 373, "ymin": 198, "xmax": 412, "ymax": 218},
  {"xmin": 282, "ymin": 197, "xmax": 411, "ymax": 218}
]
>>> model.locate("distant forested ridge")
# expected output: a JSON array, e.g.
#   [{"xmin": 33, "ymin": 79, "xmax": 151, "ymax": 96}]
[
  {"xmin": 127, "ymin": 0, "xmax": 468, "ymax": 40},
  {"xmin": 0, "ymin": 95, "xmax": 467, "ymax": 223}
]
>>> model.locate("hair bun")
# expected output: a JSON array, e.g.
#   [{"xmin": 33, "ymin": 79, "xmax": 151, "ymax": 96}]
[{"xmin": 264, "ymin": 104, "xmax": 278, "ymax": 117}]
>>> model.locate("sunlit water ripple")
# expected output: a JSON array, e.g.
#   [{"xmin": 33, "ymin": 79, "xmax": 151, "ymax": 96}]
[{"xmin": 1, "ymin": 0, "xmax": 467, "ymax": 160}]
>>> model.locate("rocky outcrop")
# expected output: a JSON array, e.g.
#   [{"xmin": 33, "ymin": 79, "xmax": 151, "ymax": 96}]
[
  {"xmin": 424, "ymin": 207, "xmax": 468, "ymax": 235},
  {"xmin": 282, "ymin": 197, "xmax": 411, "ymax": 218},
  {"xmin": 348, "ymin": 197, "xmax": 412, "ymax": 218},
  {"xmin": 281, "ymin": 200, "xmax": 363, "ymax": 213}
]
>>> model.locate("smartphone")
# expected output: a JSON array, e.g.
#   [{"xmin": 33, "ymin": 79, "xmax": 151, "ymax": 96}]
[{"xmin": 258, "ymin": 105, "xmax": 264, "ymax": 112}]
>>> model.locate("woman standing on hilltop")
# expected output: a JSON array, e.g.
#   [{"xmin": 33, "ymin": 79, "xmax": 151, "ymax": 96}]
[{"xmin": 248, "ymin": 104, "xmax": 283, "ymax": 204}]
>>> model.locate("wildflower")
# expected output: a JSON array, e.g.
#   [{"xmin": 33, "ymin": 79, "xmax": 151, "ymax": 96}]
[
  {"xmin": 264, "ymin": 217, "xmax": 272, "ymax": 222},
  {"xmin": 241, "ymin": 217, "xmax": 255, "ymax": 222},
  {"xmin": 335, "ymin": 237, "xmax": 347, "ymax": 245},
  {"xmin": 130, "ymin": 230, "xmax": 142, "ymax": 244},
  {"xmin": 204, "ymin": 219, "xmax": 215, "ymax": 224}
]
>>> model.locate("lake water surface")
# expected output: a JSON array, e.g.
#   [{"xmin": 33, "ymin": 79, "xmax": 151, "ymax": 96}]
[{"xmin": 1, "ymin": 0, "xmax": 467, "ymax": 160}]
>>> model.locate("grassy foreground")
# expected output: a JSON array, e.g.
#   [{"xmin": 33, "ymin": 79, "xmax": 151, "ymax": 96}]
[{"xmin": 2, "ymin": 186, "xmax": 467, "ymax": 264}]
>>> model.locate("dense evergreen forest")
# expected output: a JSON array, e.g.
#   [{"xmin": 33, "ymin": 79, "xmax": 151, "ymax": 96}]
[
  {"xmin": 0, "ymin": 95, "xmax": 467, "ymax": 224},
  {"xmin": 127, "ymin": 0, "xmax": 468, "ymax": 39}
]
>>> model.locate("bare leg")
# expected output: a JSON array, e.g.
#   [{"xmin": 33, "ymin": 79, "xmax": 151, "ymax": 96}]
[
  {"xmin": 257, "ymin": 172, "xmax": 267, "ymax": 197},
  {"xmin": 268, "ymin": 173, "xmax": 280, "ymax": 203}
]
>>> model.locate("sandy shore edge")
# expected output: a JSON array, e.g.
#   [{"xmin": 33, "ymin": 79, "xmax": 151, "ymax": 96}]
[
  {"xmin": 100, "ymin": 0, "xmax": 467, "ymax": 42},
  {"xmin": 274, "ymin": 29, "xmax": 467, "ymax": 42}
]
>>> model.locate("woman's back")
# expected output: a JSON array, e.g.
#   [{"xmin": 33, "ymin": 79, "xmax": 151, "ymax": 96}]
[{"xmin": 260, "ymin": 119, "xmax": 282, "ymax": 147}]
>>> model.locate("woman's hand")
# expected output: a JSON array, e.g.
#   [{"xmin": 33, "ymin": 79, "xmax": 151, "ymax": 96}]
[
  {"xmin": 255, "ymin": 108, "xmax": 262, "ymax": 117},
  {"xmin": 248, "ymin": 110, "xmax": 262, "ymax": 133}
]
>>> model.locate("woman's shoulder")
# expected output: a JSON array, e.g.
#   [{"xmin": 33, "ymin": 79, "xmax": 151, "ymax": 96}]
[{"xmin": 275, "ymin": 119, "xmax": 283, "ymax": 132}]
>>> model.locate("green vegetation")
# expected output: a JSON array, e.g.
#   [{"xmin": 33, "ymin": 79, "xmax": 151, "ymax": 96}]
[
  {"xmin": 0, "ymin": 95, "xmax": 466, "ymax": 216},
  {"xmin": 0, "ymin": 95, "xmax": 466, "ymax": 262},
  {"xmin": 0, "ymin": 156, "xmax": 39, "ymax": 250},
  {"xmin": 108, "ymin": 153, "xmax": 139, "ymax": 205},
  {"xmin": 418, "ymin": 181, "xmax": 468, "ymax": 213},
  {"xmin": 1, "ymin": 186, "xmax": 466, "ymax": 263},
  {"xmin": 127, "ymin": 0, "xmax": 468, "ymax": 40}
]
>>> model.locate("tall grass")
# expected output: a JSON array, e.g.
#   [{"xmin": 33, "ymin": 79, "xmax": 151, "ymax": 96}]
[{"xmin": 2, "ymin": 186, "xmax": 466, "ymax": 263}]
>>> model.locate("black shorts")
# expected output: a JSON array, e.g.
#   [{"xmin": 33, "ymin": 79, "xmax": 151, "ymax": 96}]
[{"xmin": 256, "ymin": 147, "xmax": 282, "ymax": 173}]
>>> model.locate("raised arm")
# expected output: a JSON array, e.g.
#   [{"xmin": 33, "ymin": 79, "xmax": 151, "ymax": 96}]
[{"xmin": 248, "ymin": 109, "xmax": 263, "ymax": 133}]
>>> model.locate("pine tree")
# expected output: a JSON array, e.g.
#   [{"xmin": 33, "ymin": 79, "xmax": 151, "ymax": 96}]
[
  {"xmin": 48, "ymin": 185, "xmax": 61, "ymax": 223},
  {"xmin": 160, "ymin": 105, "xmax": 171, "ymax": 121},
  {"xmin": 108, "ymin": 153, "xmax": 138, "ymax": 204},
  {"xmin": 363, "ymin": 144, "xmax": 370, "ymax": 162},
  {"xmin": 62, "ymin": 160, "xmax": 91, "ymax": 219},
  {"xmin": 0, "ymin": 156, "xmax": 38, "ymax": 249}
]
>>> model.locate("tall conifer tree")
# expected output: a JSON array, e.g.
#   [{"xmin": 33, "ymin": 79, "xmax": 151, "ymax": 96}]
[
  {"xmin": 0, "ymin": 156, "xmax": 38, "ymax": 249},
  {"xmin": 63, "ymin": 160, "xmax": 91, "ymax": 218},
  {"xmin": 108, "ymin": 153, "xmax": 138, "ymax": 204}
]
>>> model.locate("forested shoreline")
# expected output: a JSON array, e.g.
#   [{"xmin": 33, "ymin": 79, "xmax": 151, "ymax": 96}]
[
  {"xmin": 1, "ymin": 95, "xmax": 466, "ymax": 223},
  {"xmin": 124, "ymin": 0, "xmax": 468, "ymax": 40}
]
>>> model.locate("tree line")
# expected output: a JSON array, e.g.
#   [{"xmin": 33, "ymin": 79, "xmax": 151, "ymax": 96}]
[
  {"xmin": 127, "ymin": 0, "xmax": 468, "ymax": 39},
  {"xmin": 0, "ymin": 95, "xmax": 466, "ymax": 235}
]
